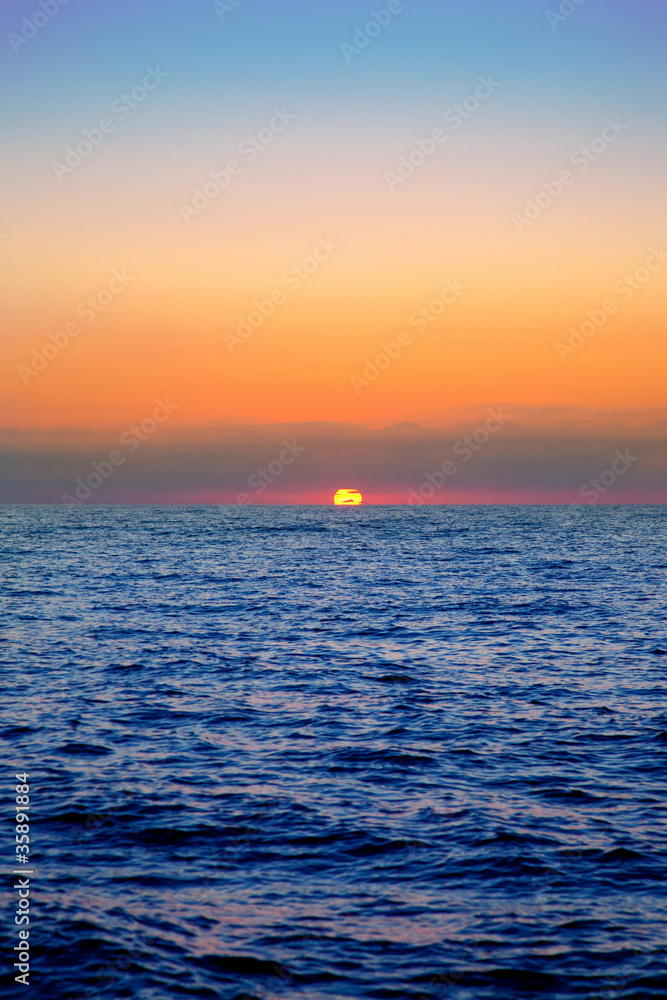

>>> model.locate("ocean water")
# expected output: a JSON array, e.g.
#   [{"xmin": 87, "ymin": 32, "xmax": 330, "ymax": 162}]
[{"xmin": 2, "ymin": 504, "xmax": 667, "ymax": 1000}]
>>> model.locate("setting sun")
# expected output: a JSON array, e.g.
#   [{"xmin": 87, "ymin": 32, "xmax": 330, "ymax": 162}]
[{"xmin": 334, "ymin": 489, "xmax": 363, "ymax": 505}]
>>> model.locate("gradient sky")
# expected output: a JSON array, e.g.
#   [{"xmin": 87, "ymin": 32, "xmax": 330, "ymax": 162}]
[{"xmin": 1, "ymin": 0, "xmax": 665, "ymax": 502}]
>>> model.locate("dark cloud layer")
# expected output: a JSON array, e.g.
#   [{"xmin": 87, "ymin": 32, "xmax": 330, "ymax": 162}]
[{"xmin": 1, "ymin": 406, "xmax": 665, "ymax": 504}]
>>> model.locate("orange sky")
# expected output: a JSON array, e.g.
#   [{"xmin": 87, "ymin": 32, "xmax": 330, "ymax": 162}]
[{"xmin": 1, "ymin": 0, "xmax": 665, "ymax": 501}]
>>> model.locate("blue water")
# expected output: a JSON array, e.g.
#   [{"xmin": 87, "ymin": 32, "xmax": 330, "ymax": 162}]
[{"xmin": 2, "ymin": 505, "xmax": 667, "ymax": 1000}]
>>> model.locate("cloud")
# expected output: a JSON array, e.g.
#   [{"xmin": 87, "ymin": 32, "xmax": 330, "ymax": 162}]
[{"xmin": 0, "ymin": 405, "xmax": 665, "ymax": 504}]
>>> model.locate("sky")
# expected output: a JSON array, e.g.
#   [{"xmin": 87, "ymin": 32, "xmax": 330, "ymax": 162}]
[{"xmin": 1, "ymin": 0, "xmax": 665, "ymax": 503}]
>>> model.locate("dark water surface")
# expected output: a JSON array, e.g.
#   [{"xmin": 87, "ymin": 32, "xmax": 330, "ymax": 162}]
[{"xmin": 1, "ymin": 505, "xmax": 667, "ymax": 999}]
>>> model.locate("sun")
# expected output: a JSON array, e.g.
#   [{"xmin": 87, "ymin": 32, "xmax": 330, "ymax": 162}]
[{"xmin": 334, "ymin": 489, "xmax": 363, "ymax": 505}]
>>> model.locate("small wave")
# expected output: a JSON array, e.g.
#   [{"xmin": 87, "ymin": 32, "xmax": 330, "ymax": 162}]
[{"xmin": 58, "ymin": 742, "xmax": 111, "ymax": 756}]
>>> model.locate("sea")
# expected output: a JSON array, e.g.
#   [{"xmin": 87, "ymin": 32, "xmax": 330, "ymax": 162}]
[{"xmin": 1, "ymin": 504, "xmax": 666, "ymax": 1000}]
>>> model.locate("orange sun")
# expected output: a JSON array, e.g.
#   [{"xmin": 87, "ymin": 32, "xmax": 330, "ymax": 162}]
[{"xmin": 334, "ymin": 489, "xmax": 363, "ymax": 505}]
